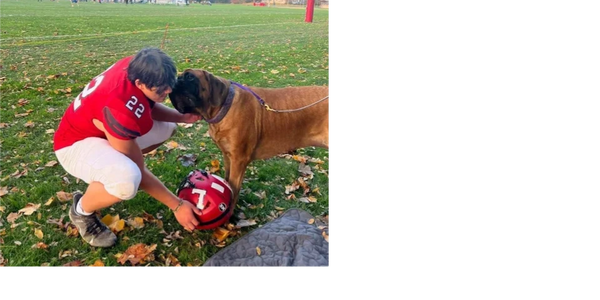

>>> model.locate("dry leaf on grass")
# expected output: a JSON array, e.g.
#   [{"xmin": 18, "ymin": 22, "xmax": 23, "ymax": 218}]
[
  {"xmin": 0, "ymin": 186, "xmax": 8, "ymax": 197},
  {"xmin": 209, "ymin": 159, "xmax": 220, "ymax": 173},
  {"xmin": 235, "ymin": 219, "xmax": 257, "ymax": 228},
  {"xmin": 44, "ymin": 161, "xmax": 58, "ymax": 167},
  {"xmin": 6, "ymin": 213, "xmax": 21, "ymax": 224},
  {"xmin": 56, "ymin": 191, "xmax": 72, "ymax": 202},
  {"xmin": 34, "ymin": 228, "xmax": 43, "ymax": 239},
  {"xmin": 164, "ymin": 141, "xmax": 179, "ymax": 151},
  {"xmin": 117, "ymin": 243, "xmax": 157, "ymax": 266},
  {"xmin": 18, "ymin": 203, "xmax": 41, "ymax": 215},
  {"xmin": 31, "ymin": 242, "xmax": 48, "ymax": 249},
  {"xmin": 88, "ymin": 259, "xmax": 104, "ymax": 271},
  {"xmin": 126, "ymin": 217, "xmax": 145, "ymax": 229},
  {"xmin": 212, "ymin": 227, "xmax": 230, "ymax": 242},
  {"xmin": 44, "ymin": 197, "xmax": 54, "ymax": 206},
  {"xmin": 101, "ymin": 214, "xmax": 125, "ymax": 233},
  {"xmin": 322, "ymin": 231, "xmax": 329, "ymax": 242}
]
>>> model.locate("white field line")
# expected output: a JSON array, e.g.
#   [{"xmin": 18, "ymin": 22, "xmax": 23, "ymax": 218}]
[{"xmin": 0, "ymin": 22, "xmax": 300, "ymax": 42}]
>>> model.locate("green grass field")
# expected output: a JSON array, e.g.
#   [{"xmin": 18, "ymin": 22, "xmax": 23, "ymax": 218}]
[{"xmin": 0, "ymin": 0, "xmax": 328, "ymax": 266}]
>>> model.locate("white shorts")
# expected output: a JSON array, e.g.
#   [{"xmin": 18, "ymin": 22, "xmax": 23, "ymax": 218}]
[{"xmin": 55, "ymin": 121, "xmax": 176, "ymax": 200}]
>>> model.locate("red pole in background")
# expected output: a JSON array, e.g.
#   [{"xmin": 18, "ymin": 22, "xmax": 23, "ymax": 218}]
[{"xmin": 305, "ymin": 0, "xmax": 315, "ymax": 23}]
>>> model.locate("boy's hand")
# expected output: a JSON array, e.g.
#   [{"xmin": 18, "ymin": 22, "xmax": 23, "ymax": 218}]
[
  {"xmin": 174, "ymin": 200, "xmax": 203, "ymax": 231},
  {"xmin": 179, "ymin": 113, "xmax": 202, "ymax": 123}
]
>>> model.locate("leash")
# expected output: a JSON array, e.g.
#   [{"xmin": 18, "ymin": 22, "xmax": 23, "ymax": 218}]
[{"xmin": 230, "ymin": 81, "xmax": 328, "ymax": 113}]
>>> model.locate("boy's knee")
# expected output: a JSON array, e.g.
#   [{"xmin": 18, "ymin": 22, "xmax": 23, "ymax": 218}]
[
  {"xmin": 167, "ymin": 122, "xmax": 177, "ymax": 138},
  {"xmin": 155, "ymin": 122, "xmax": 177, "ymax": 144},
  {"xmin": 105, "ymin": 163, "xmax": 142, "ymax": 200},
  {"xmin": 113, "ymin": 181, "xmax": 139, "ymax": 200}
]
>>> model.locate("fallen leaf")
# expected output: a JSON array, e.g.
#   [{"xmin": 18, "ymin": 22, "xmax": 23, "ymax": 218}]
[
  {"xmin": 235, "ymin": 219, "xmax": 257, "ymax": 228},
  {"xmin": 66, "ymin": 224, "xmax": 78, "ymax": 237},
  {"xmin": 285, "ymin": 182, "xmax": 300, "ymax": 194},
  {"xmin": 164, "ymin": 141, "xmax": 179, "ymax": 151},
  {"xmin": 11, "ymin": 222, "xmax": 22, "ymax": 229},
  {"xmin": 298, "ymin": 197, "xmax": 310, "ymax": 203},
  {"xmin": 177, "ymin": 154, "xmax": 197, "ymax": 167},
  {"xmin": 117, "ymin": 243, "xmax": 157, "ymax": 266},
  {"xmin": 322, "ymin": 231, "xmax": 328, "ymax": 242},
  {"xmin": 31, "ymin": 242, "xmax": 48, "ymax": 249},
  {"xmin": 34, "ymin": 228, "xmax": 43, "ymax": 239},
  {"xmin": 56, "ymin": 191, "xmax": 72, "ymax": 202},
  {"xmin": 298, "ymin": 163, "xmax": 314, "ymax": 176},
  {"xmin": 63, "ymin": 260, "xmax": 82, "ymax": 267},
  {"xmin": 145, "ymin": 149, "xmax": 157, "ymax": 157},
  {"xmin": 44, "ymin": 197, "xmax": 54, "ymax": 206},
  {"xmin": 90, "ymin": 260, "xmax": 105, "ymax": 267},
  {"xmin": 292, "ymin": 155, "xmax": 307, "ymax": 163},
  {"xmin": 7, "ymin": 213, "xmax": 20, "ymax": 223},
  {"xmin": 101, "ymin": 214, "xmax": 125, "ymax": 233},
  {"xmin": 256, "ymin": 247, "xmax": 261, "ymax": 256},
  {"xmin": 165, "ymin": 253, "xmax": 181, "ymax": 266},
  {"xmin": 307, "ymin": 219, "xmax": 315, "ymax": 225},
  {"xmin": 126, "ymin": 217, "xmax": 145, "ymax": 229},
  {"xmin": 212, "ymin": 227, "xmax": 230, "ymax": 242},
  {"xmin": 45, "ymin": 129, "xmax": 55, "ymax": 134},
  {"xmin": 210, "ymin": 159, "xmax": 220, "ymax": 173},
  {"xmin": 14, "ymin": 241, "xmax": 22, "ymax": 246},
  {"xmin": 44, "ymin": 161, "xmax": 58, "ymax": 167},
  {"xmin": 253, "ymin": 191, "xmax": 266, "ymax": 200},
  {"xmin": 0, "ymin": 186, "xmax": 8, "ymax": 197},
  {"xmin": 24, "ymin": 121, "xmax": 35, "ymax": 128},
  {"xmin": 18, "ymin": 203, "xmax": 41, "ymax": 215},
  {"xmin": 270, "ymin": 69, "xmax": 279, "ymax": 74}
]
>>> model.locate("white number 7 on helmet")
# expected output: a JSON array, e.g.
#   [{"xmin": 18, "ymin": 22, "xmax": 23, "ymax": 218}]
[{"xmin": 192, "ymin": 188, "xmax": 207, "ymax": 209}]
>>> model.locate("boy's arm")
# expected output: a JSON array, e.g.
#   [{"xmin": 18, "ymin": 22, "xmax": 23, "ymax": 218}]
[
  {"xmin": 93, "ymin": 119, "xmax": 201, "ymax": 231},
  {"xmin": 151, "ymin": 102, "xmax": 202, "ymax": 123}
]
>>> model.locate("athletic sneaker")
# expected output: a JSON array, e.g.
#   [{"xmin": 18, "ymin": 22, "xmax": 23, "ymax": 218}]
[{"xmin": 68, "ymin": 192, "xmax": 117, "ymax": 247}]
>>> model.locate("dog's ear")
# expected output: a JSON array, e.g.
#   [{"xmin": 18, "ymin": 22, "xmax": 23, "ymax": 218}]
[{"xmin": 206, "ymin": 72, "xmax": 230, "ymax": 107}]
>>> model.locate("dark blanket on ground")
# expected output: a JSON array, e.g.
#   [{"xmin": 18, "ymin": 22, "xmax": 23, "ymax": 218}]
[{"xmin": 203, "ymin": 209, "xmax": 328, "ymax": 266}]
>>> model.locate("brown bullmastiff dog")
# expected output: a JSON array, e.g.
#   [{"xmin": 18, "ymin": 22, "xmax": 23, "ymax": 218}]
[{"xmin": 169, "ymin": 69, "xmax": 328, "ymax": 218}]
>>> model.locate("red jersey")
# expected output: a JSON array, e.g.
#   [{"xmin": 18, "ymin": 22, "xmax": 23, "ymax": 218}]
[{"xmin": 53, "ymin": 56, "xmax": 155, "ymax": 151}]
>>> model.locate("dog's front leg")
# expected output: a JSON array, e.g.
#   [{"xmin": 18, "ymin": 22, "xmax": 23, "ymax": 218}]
[
  {"xmin": 222, "ymin": 155, "xmax": 231, "ymax": 182},
  {"xmin": 226, "ymin": 157, "xmax": 250, "ymax": 214}
]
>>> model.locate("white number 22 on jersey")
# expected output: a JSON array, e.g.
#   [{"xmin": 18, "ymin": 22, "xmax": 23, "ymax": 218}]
[{"xmin": 125, "ymin": 96, "xmax": 145, "ymax": 119}]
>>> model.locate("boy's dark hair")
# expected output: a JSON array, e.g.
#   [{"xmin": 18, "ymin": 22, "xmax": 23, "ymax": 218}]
[{"xmin": 127, "ymin": 47, "xmax": 177, "ymax": 95}]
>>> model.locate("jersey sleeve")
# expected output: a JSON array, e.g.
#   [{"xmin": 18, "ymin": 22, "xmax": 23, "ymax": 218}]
[{"xmin": 101, "ymin": 105, "xmax": 142, "ymax": 140}]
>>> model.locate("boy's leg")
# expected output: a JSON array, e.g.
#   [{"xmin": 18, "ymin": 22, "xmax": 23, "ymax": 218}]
[
  {"xmin": 135, "ymin": 120, "xmax": 177, "ymax": 153},
  {"xmin": 56, "ymin": 137, "xmax": 142, "ymax": 247}
]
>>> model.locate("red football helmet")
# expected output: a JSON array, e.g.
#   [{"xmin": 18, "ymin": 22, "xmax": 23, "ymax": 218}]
[{"xmin": 176, "ymin": 169, "xmax": 233, "ymax": 230}]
